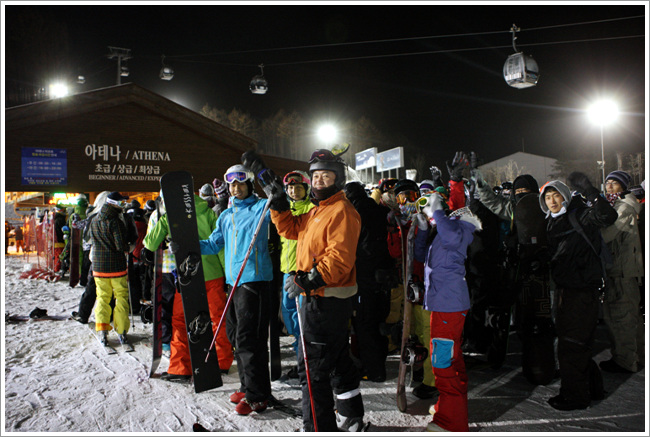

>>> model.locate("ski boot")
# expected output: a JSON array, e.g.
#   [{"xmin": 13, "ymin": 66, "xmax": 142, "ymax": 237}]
[{"xmin": 336, "ymin": 411, "xmax": 368, "ymax": 432}]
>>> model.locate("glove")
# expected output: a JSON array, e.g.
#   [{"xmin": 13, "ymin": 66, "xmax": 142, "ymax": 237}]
[
  {"xmin": 413, "ymin": 212, "xmax": 429, "ymax": 231},
  {"xmin": 567, "ymin": 171, "xmax": 599, "ymax": 198},
  {"xmin": 168, "ymin": 240, "xmax": 180, "ymax": 254},
  {"xmin": 262, "ymin": 174, "xmax": 290, "ymax": 212},
  {"xmin": 470, "ymin": 168, "xmax": 486, "ymax": 188},
  {"xmin": 241, "ymin": 150, "xmax": 268, "ymax": 178},
  {"xmin": 285, "ymin": 267, "xmax": 327, "ymax": 300},
  {"xmin": 429, "ymin": 166, "xmax": 443, "ymax": 188},
  {"xmin": 446, "ymin": 151, "xmax": 468, "ymax": 182},
  {"xmin": 141, "ymin": 247, "xmax": 155, "ymax": 265}
]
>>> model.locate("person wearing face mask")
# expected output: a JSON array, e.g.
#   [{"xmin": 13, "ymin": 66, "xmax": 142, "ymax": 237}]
[
  {"xmin": 88, "ymin": 191, "xmax": 131, "ymax": 348},
  {"xmin": 389, "ymin": 178, "xmax": 438, "ymax": 400},
  {"xmin": 199, "ymin": 164, "xmax": 273, "ymax": 416},
  {"xmin": 598, "ymin": 170, "xmax": 644, "ymax": 374},
  {"xmin": 471, "ymin": 164, "xmax": 556, "ymax": 383},
  {"xmin": 413, "ymin": 191, "xmax": 482, "ymax": 432},
  {"xmin": 243, "ymin": 148, "xmax": 364, "ymax": 432},
  {"xmin": 540, "ymin": 172, "xmax": 617, "ymax": 411}
]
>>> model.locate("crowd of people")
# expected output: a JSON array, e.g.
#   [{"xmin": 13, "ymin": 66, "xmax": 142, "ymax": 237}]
[{"xmin": 11, "ymin": 147, "xmax": 644, "ymax": 432}]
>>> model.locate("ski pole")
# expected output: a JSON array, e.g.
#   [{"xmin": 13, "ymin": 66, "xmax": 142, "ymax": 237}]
[
  {"xmin": 205, "ymin": 197, "xmax": 272, "ymax": 363},
  {"xmin": 127, "ymin": 253, "xmax": 135, "ymax": 331},
  {"xmin": 295, "ymin": 296, "xmax": 319, "ymax": 432}
]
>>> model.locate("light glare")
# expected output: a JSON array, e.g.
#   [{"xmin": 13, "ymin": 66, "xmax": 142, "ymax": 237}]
[
  {"xmin": 49, "ymin": 83, "xmax": 69, "ymax": 98},
  {"xmin": 588, "ymin": 100, "xmax": 619, "ymax": 126},
  {"xmin": 318, "ymin": 124, "xmax": 337, "ymax": 144}
]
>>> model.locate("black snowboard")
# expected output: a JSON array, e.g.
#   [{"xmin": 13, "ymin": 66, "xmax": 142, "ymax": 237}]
[
  {"xmin": 160, "ymin": 170, "xmax": 222, "ymax": 393},
  {"xmin": 68, "ymin": 226, "xmax": 81, "ymax": 287},
  {"xmin": 150, "ymin": 245, "xmax": 164, "ymax": 377},
  {"xmin": 513, "ymin": 193, "xmax": 556, "ymax": 385}
]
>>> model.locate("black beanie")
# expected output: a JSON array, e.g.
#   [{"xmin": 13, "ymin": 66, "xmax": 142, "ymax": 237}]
[{"xmin": 513, "ymin": 174, "xmax": 539, "ymax": 193}]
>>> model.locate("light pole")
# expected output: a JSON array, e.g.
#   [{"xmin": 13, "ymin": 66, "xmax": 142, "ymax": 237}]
[{"xmin": 587, "ymin": 100, "xmax": 619, "ymax": 191}]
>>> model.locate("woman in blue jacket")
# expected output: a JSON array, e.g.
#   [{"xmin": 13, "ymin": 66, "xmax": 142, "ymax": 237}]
[
  {"xmin": 200, "ymin": 164, "xmax": 273, "ymax": 416},
  {"xmin": 413, "ymin": 192, "xmax": 481, "ymax": 432}
]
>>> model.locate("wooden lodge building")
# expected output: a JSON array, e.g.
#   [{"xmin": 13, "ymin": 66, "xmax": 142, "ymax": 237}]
[{"xmin": 4, "ymin": 83, "xmax": 306, "ymax": 213}]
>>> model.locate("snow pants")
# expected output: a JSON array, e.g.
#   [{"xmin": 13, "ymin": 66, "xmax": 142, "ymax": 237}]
[
  {"xmin": 429, "ymin": 311, "xmax": 468, "ymax": 432},
  {"xmin": 226, "ymin": 281, "xmax": 271, "ymax": 403},
  {"xmin": 168, "ymin": 277, "xmax": 233, "ymax": 375},
  {"xmin": 555, "ymin": 286, "xmax": 603, "ymax": 405},
  {"xmin": 351, "ymin": 283, "xmax": 389, "ymax": 381},
  {"xmin": 299, "ymin": 296, "xmax": 363, "ymax": 432},
  {"xmin": 161, "ymin": 272, "xmax": 176, "ymax": 344},
  {"xmin": 282, "ymin": 272, "xmax": 303, "ymax": 354},
  {"xmin": 94, "ymin": 275, "xmax": 130, "ymax": 334},
  {"xmin": 603, "ymin": 276, "xmax": 645, "ymax": 372}
]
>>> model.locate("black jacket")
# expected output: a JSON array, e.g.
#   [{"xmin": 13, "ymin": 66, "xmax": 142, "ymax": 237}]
[
  {"xmin": 546, "ymin": 194, "xmax": 617, "ymax": 289},
  {"xmin": 346, "ymin": 188, "xmax": 393, "ymax": 282}
]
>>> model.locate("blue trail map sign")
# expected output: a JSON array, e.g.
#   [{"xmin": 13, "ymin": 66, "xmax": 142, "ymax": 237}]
[{"xmin": 21, "ymin": 148, "xmax": 68, "ymax": 186}]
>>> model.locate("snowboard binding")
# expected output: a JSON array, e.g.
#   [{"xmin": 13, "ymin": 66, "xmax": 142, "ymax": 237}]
[
  {"xmin": 178, "ymin": 252, "xmax": 201, "ymax": 286},
  {"xmin": 406, "ymin": 279, "xmax": 425, "ymax": 305},
  {"xmin": 188, "ymin": 312, "xmax": 212, "ymax": 344},
  {"xmin": 401, "ymin": 336, "xmax": 428, "ymax": 367}
]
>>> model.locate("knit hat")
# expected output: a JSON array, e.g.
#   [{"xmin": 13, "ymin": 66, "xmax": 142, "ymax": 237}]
[
  {"xmin": 513, "ymin": 174, "xmax": 539, "ymax": 193},
  {"xmin": 199, "ymin": 183, "xmax": 214, "ymax": 198},
  {"xmin": 606, "ymin": 170, "xmax": 632, "ymax": 191},
  {"xmin": 213, "ymin": 178, "xmax": 229, "ymax": 199}
]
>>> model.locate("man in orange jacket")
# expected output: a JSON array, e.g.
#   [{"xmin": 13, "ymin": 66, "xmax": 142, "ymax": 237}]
[{"xmin": 243, "ymin": 148, "xmax": 365, "ymax": 432}]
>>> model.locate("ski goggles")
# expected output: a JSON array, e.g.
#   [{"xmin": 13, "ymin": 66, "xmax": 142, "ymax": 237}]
[
  {"xmin": 378, "ymin": 179, "xmax": 398, "ymax": 193},
  {"xmin": 106, "ymin": 198, "xmax": 128, "ymax": 209},
  {"xmin": 283, "ymin": 173, "xmax": 309, "ymax": 186},
  {"xmin": 308, "ymin": 149, "xmax": 337, "ymax": 164},
  {"xmin": 396, "ymin": 190, "xmax": 419, "ymax": 205},
  {"xmin": 224, "ymin": 171, "xmax": 251, "ymax": 184}
]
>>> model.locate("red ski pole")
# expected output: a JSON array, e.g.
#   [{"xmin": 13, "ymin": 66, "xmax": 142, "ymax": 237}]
[
  {"xmin": 205, "ymin": 197, "xmax": 272, "ymax": 363},
  {"xmin": 295, "ymin": 296, "xmax": 319, "ymax": 432}
]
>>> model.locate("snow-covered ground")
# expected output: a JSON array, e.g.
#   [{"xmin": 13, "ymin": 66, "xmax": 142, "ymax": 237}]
[{"xmin": 2, "ymin": 249, "xmax": 647, "ymax": 434}]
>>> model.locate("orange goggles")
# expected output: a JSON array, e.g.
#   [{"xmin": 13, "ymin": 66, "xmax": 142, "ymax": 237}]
[{"xmin": 396, "ymin": 190, "xmax": 419, "ymax": 205}]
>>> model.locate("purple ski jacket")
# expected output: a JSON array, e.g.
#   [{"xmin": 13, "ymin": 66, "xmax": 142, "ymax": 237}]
[{"xmin": 414, "ymin": 209, "xmax": 475, "ymax": 313}]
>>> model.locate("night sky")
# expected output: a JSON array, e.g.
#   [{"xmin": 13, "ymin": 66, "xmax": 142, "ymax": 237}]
[{"xmin": 4, "ymin": 3, "xmax": 647, "ymax": 169}]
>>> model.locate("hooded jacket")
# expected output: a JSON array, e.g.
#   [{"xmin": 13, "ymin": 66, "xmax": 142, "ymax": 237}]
[
  {"xmin": 540, "ymin": 180, "xmax": 618, "ymax": 289},
  {"xmin": 200, "ymin": 193, "xmax": 273, "ymax": 286},
  {"xmin": 601, "ymin": 192, "xmax": 644, "ymax": 279},
  {"xmin": 89, "ymin": 203, "xmax": 129, "ymax": 276},
  {"xmin": 272, "ymin": 189, "xmax": 361, "ymax": 299}
]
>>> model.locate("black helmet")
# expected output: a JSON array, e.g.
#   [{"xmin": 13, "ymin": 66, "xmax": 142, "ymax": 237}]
[
  {"xmin": 393, "ymin": 179, "xmax": 420, "ymax": 197},
  {"xmin": 308, "ymin": 149, "xmax": 347, "ymax": 190}
]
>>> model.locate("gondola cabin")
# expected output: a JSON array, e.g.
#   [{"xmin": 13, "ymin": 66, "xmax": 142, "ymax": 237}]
[
  {"xmin": 503, "ymin": 52, "xmax": 539, "ymax": 89},
  {"xmin": 159, "ymin": 66, "xmax": 174, "ymax": 80},
  {"xmin": 249, "ymin": 75, "xmax": 268, "ymax": 94}
]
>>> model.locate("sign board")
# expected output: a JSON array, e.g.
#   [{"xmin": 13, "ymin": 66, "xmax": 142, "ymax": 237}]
[
  {"xmin": 355, "ymin": 148, "xmax": 377, "ymax": 170},
  {"xmin": 21, "ymin": 148, "xmax": 68, "ymax": 186},
  {"xmin": 14, "ymin": 206, "xmax": 38, "ymax": 216},
  {"xmin": 376, "ymin": 147, "xmax": 404, "ymax": 172}
]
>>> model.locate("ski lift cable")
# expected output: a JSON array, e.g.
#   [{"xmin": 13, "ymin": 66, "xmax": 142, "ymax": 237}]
[
  {"xmin": 149, "ymin": 14, "xmax": 643, "ymax": 60},
  {"xmin": 167, "ymin": 34, "xmax": 644, "ymax": 68}
]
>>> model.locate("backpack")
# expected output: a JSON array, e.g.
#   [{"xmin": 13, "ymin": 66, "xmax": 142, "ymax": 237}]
[{"xmin": 567, "ymin": 209, "xmax": 613, "ymax": 289}]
